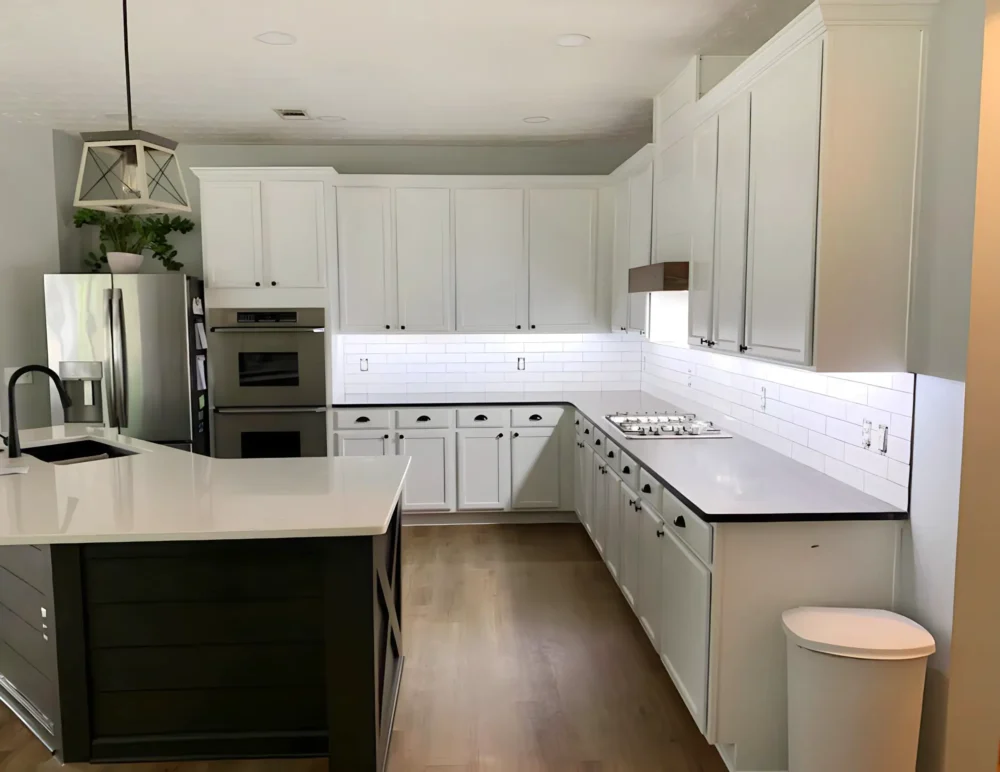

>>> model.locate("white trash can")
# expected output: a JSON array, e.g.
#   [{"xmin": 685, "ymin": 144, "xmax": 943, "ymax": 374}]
[{"xmin": 782, "ymin": 607, "xmax": 935, "ymax": 772}]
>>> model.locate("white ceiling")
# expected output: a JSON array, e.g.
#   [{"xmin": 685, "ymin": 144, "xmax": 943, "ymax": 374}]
[{"xmin": 0, "ymin": 0, "xmax": 809, "ymax": 144}]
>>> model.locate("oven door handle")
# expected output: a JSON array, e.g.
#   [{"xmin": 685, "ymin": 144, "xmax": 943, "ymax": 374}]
[
  {"xmin": 209, "ymin": 326, "xmax": 326, "ymax": 333},
  {"xmin": 214, "ymin": 407, "xmax": 328, "ymax": 414}
]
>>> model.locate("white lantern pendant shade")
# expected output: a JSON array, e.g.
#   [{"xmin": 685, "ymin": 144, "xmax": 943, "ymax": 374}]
[{"xmin": 75, "ymin": 130, "xmax": 191, "ymax": 214}]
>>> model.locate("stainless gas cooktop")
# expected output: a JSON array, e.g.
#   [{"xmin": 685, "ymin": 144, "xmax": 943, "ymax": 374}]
[{"xmin": 605, "ymin": 412, "xmax": 732, "ymax": 439}]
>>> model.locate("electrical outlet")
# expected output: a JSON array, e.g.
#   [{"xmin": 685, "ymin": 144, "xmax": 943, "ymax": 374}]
[
  {"xmin": 4, "ymin": 367, "xmax": 31, "ymax": 385},
  {"xmin": 360, "ymin": 358, "xmax": 368, "ymax": 372},
  {"xmin": 517, "ymin": 357, "xmax": 525, "ymax": 371},
  {"xmin": 759, "ymin": 385, "xmax": 767, "ymax": 412},
  {"xmin": 876, "ymin": 424, "xmax": 889, "ymax": 455},
  {"xmin": 862, "ymin": 419, "xmax": 872, "ymax": 449}
]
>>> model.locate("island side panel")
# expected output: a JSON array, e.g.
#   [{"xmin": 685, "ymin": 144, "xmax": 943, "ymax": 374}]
[{"xmin": 323, "ymin": 504, "xmax": 403, "ymax": 772}]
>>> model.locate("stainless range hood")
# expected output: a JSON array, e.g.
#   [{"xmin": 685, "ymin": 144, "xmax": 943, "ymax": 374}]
[{"xmin": 628, "ymin": 262, "xmax": 689, "ymax": 292}]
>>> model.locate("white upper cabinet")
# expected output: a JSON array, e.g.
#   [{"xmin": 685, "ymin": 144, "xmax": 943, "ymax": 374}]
[
  {"xmin": 394, "ymin": 188, "xmax": 452, "ymax": 332},
  {"xmin": 528, "ymin": 188, "xmax": 598, "ymax": 331},
  {"xmin": 654, "ymin": 135, "xmax": 693, "ymax": 265},
  {"xmin": 200, "ymin": 180, "xmax": 263, "ymax": 289},
  {"xmin": 711, "ymin": 92, "xmax": 751, "ymax": 354},
  {"xmin": 337, "ymin": 187, "xmax": 395, "ymax": 332},
  {"xmin": 455, "ymin": 188, "xmax": 526, "ymax": 332},
  {"xmin": 611, "ymin": 179, "xmax": 631, "ymax": 332},
  {"xmin": 627, "ymin": 163, "xmax": 654, "ymax": 332},
  {"xmin": 743, "ymin": 38, "xmax": 823, "ymax": 365},
  {"xmin": 194, "ymin": 170, "xmax": 332, "ymax": 291},
  {"xmin": 688, "ymin": 115, "xmax": 719, "ymax": 347},
  {"xmin": 261, "ymin": 180, "xmax": 327, "ymax": 289},
  {"xmin": 610, "ymin": 146, "xmax": 655, "ymax": 334},
  {"xmin": 510, "ymin": 427, "xmax": 562, "ymax": 509}
]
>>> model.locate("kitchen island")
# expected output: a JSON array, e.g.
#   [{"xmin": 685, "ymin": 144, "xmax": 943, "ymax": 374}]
[{"xmin": 0, "ymin": 427, "xmax": 409, "ymax": 769}]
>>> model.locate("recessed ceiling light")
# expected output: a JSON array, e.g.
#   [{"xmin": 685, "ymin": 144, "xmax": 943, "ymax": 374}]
[
  {"xmin": 523, "ymin": 116, "xmax": 550, "ymax": 124},
  {"xmin": 556, "ymin": 33, "xmax": 591, "ymax": 47},
  {"xmin": 317, "ymin": 115, "xmax": 346, "ymax": 122},
  {"xmin": 255, "ymin": 31, "xmax": 297, "ymax": 45}
]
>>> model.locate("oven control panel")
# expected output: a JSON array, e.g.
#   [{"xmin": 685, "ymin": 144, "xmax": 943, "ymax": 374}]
[{"xmin": 236, "ymin": 311, "xmax": 298, "ymax": 324}]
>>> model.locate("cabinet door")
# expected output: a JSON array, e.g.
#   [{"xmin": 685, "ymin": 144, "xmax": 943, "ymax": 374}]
[
  {"xmin": 712, "ymin": 92, "xmax": 752, "ymax": 353},
  {"xmin": 660, "ymin": 528, "xmax": 712, "ymax": 732},
  {"xmin": 511, "ymin": 428, "xmax": 561, "ymax": 510},
  {"xmin": 591, "ymin": 452, "xmax": 606, "ymax": 556},
  {"xmin": 604, "ymin": 470, "xmax": 622, "ymax": 582},
  {"xmin": 688, "ymin": 115, "xmax": 719, "ymax": 347},
  {"xmin": 397, "ymin": 430, "xmax": 455, "ymax": 512},
  {"xmin": 619, "ymin": 483, "xmax": 640, "ymax": 608},
  {"xmin": 574, "ymin": 440, "xmax": 587, "ymax": 521},
  {"xmin": 744, "ymin": 38, "xmax": 823, "ymax": 365},
  {"xmin": 261, "ymin": 180, "xmax": 326, "ymax": 288},
  {"xmin": 337, "ymin": 187, "xmax": 394, "ymax": 332},
  {"xmin": 580, "ymin": 445, "xmax": 594, "ymax": 535},
  {"xmin": 395, "ymin": 188, "xmax": 452, "ymax": 332},
  {"xmin": 200, "ymin": 180, "xmax": 263, "ymax": 288},
  {"xmin": 455, "ymin": 188, "xmax": 525, "ymax": 332},
  {"xmin": 457, "ymin": 429, "xmax": 511, "ymax": 510},
  {"xmin": 611, "ymin": 179, "xmax": 631, "ymax": 332},
  {"xmin": 335, "ymin": 430, "xmax": 391, "ymax": 457},
  {"xmin": 637, "ymin": 501, "xmax": 664, "ymax": 648},
  {"xmin": 528, "ymin": 188, "xmax": 598, "ymax": 330},
  {"xmin": 627, "ymin": 164, "xmax": 654, "ymax": 332},
  {"xmin": 654, "ymin": 135, "xmax": 693, "ymax": 265}
]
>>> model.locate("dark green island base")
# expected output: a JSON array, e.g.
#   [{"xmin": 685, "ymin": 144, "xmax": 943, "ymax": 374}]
[{"xmin": 0, "ymin": 506, "xmax": 402, "ymax": 770}]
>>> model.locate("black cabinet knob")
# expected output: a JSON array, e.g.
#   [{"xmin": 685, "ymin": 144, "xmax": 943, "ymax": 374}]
[
  {"xmin": 575, "ymin": 420, "xmax": 580, "ymax": 426},
  {"xmin": 513, "ymin": 432, "xmax": 519, "ymax": 438},
  {"xmin": 254, "ymin": 281, "xmax": 261, "ymax": 287},
  {"xmin": 401, "ymin": 325, "xmax": 406, "ymax": 330},
  {"xmin": 531, "ymin": 324, "xmax": 536, "ymax": 329},
  {"xmin": 385, "ymin": 325, "xmax": 390, "ymax": 329},
  {"xmin": 739, "ymin": 344, "xmax": 749, "ymax": 353},
  {"xmin": 271, "ymin": 281, "xmax": 277, "ymax": 286},
  {"xmin": 622, "ymin": 465, "xmax": 631, "ymax": 474},
  {"xmin": 595, "ymin": 439, "xmax": 602, "ymax": 446},
  {"xmin": 399, "ymin": 434, "xmax": 404, "ymax": 439},
  {"xmin": 707, "ymin": 340, "xmax": 716, "ymax": 347},
  {"xmin": 607, "ymin": 450, "xmax": 614, "ymax": 458},
  {"xmin": 383, "ymin": 434, "xmax": 389, "ymax": 439},
  {"xmin": 584, "ymin": 429, "xmax": 590, "ymax": 435},
  {"xmin": 496, "ymin": 432, "xmax": 504, "ymax": 439},
  {"xmin": 516, "ymin": 325, "xmax": 522, "ymax": 329},
  {"xmin": 628, "ymin": 499, "xmax": 636, "ymax": 507},
  {"xmin": 656, "ymin": 528, "xmax": 665, "ymax": 538},
  {"xmin": 642, "ymin": 484, "xmax": 652, "ymax": 494},
  {"xmin": 673, "ymin": 515, "xmax": 686, "ymax": 528}
]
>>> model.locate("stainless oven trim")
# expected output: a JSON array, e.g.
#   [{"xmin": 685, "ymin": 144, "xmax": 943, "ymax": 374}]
[
  {"xmin": 209, "ymin": 327, "xmax": 326, "ymax": 333},
  {"xmin": 214, "ymin": 407, "xmax": 327, "ymax": 414}
]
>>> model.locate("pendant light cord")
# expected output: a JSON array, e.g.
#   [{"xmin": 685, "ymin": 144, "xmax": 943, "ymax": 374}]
[{"xmin": 122, "ymin": 0, "xmax": 133, "ymax": 131}]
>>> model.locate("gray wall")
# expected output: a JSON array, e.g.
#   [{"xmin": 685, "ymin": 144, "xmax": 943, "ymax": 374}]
[
  {"xmin": 0, "ymin": 123, "xmax": 62, "ymax": 432},
  {"xmin": 52, "ymin": 130, "xmax": 84, "ymax": 273},
  {"xmin": 169, "ymin": 137, "xmax": 648, "ymax": 277},
  {"xmin": 908, "ymin": 0, "xmax": 984, "ymax": 382}
]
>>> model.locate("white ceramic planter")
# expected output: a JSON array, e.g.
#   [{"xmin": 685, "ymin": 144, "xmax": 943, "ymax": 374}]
[{"xmin": 107, "ymin": 252, "xmax": 144, "ymax": 274}]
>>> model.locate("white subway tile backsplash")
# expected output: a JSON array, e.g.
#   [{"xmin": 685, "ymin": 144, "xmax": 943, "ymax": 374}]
[
  {"xmin": 366, "ymin": 344, "xmax": 407, "ymax": 354},
  {"xmin": 447, "ymin": 363, "xmax": 485, "ymax": 373},
  {"xmin": 792, "ymin": 442, "xmax": 826, "ymax": 472},
  {"xmin": 447, "ymin": 343, "xmax": 485, "ymax": 353},
  {"xmin": 465, "ymin": 353, "xmax": 506, "ymax": 363},
  {"xmin": 844, "ymin": 445, "xmax": 889, "ymax": 477},
  {"xmin": 792, "ymin": 407, "xmax": 826, "ymax": 433},
  {"xmin": 544, "ymin": 353, "xmax": 583, "ymax": 362},
  {"xmin": 524, "ymin": 342, "xmax": 562, "ymax": 353},
  {"xmin": 427, "ymin": 354, "xmax": 468, "ymax": 364},
  {"xmin": 544, "ymin": 372, "xmax": 584, "ymax": 382},
  {"xmin": 583, "ymin": 352, "xmax": 622, "ymax": 362},
  {"xmin": 886, "ymin": 436, "xmax": 911, "ymax": 464},
  {"xmin": 777, "ymin": 419, "xmax": 809, "ymax": 446},
  {"xmin": 827, "ymin": 378, "xmax": 869, "ymax": 404},
  {"xmin": 887, "ymin": 458, "xmax": 910, "ymax": 487},
  {"xmin": 485, "ymin": 343, "xmax": 523, "ymax": 353},
  {"xmin": 563, "ymin": 342, "xmax": 604, "ymax": 352},
  {"xmin": 890, "ymin": 412, "xmax": 913, "ymax": 441},
  {"xmin": 806, "ymin": 392, "xmax": 849, "ymax": 421},
  {"xmin": 808, "ymin": 431, "xmax": 845, "ymax": 461},
  {"xmin": 869, "ymin": 385, "xmax": 914, "ymax": 416},
  {"xmin": 892, "ymin": 373, "xmax": 916, "ymax": 393},
  {"xmin": 731, "ymin": 404, "xmax": 754, "ymax": 424},
  {"xmin": 825, "ymin": 417, "xmax": 861, "ymax": 446},
  {"xmin": 753, "ymin": 411, "xmax": 779, "ymax": 435},
  {"xmin": 863, "ymin": 473, "xmax": 908, "ymax": 509}
]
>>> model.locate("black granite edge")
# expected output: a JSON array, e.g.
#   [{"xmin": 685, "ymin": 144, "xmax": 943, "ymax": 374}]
[{"xmin": 331, "ymin": 399, "xmax": 910, "ymax": 524}]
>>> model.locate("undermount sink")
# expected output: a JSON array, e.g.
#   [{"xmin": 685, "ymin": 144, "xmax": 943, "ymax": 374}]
[{"xmin": 22, "ymin": 439, "xmax": 137, "ymax": 465}]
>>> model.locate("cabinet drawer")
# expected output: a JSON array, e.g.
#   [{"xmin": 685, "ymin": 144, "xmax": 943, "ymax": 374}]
[
  {"xmin": 619, "ymin": 451, "xmax": 638, "ymax": 489},
  {"xmin": 589, "ymin": 428, "xmax": 607, "ymax": 454},
  {"xmin": 334, "ymin": 409, "xmax": 391, "ymax": 430},
  {"xmin": 511, "ymin": 407, "xmax": 564, "ymax": 427},
  {"xmin": 581, "ymin": 418, "xmax": 595, "ymax": 441},
  {"xmin": 575, "ymin": 412, "xmax": 585, "ymax": 436},
  {"xmin": 638, "ymin": 468, "xmax": 663, "ymax": 513},
  {"xmin": 456, "ymin": 408, "xmax": 509, "ymax": 428},
  {"xmin": 602, "ymin": 439, "xmax": 621, "ymax": 474},
  {"xmin": 395, "ymin": 408, "xmax": 451, "ymax": 429},
  {"xmin": 662, "ymin": 489, "xmax": 713, "ymax": 566}
]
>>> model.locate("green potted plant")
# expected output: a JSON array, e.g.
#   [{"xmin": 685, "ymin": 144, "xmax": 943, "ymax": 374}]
[{"xmin": 73, "ymin": 209, "xmax": 195, "ymax": 273}]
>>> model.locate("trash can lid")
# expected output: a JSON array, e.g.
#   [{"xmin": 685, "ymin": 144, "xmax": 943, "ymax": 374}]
[{"xmin": 782, "ymin": 607, "xmax": 936, "ymax": 660}]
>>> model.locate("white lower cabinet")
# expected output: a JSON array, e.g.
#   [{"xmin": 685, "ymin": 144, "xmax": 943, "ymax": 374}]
[
  {"xmin": 591, "ymin": 451, "xmax": 607, "ymax": 557},
  {"xmin": 619, "ymin": 483, "xmax": 640, "ymax": 609},
  {"xmin": 574, "ymin": 439, "xmax": 589, "ymax": 525},
  {"xmin": 396, "ymin": 431, "xmax": 456, "ymax": 512},
  {"xmin": 510, "ymin": 427, "xmax": 561, "ymax": 509},
  {"xmin": 334, "ymin": 430, "xmax": 393, "ymax": 457},
  {"xmin": 580, "ymin": 444, "xmax": 595, "ymax": 536},
  {"xmin": 457, "ymin": 429, "xmax": 511, "ymax": 510},
  {"xmin": 637, "ymin": 501, "xmax": 664, "ymax": 648},
  {"xmin": 660, "ymin": 527, "xmax": 712, "ymax": 733},
  {"xmin": 604, "ymin": 469, "xmax": 623, "ymax": 581}
]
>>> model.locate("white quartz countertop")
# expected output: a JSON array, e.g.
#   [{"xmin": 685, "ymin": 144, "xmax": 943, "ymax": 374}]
[
  {"xmin": 334, "ymin": 391, "xmax": 906, "ymax": 522},
  {"xmin": 0, "ymin": 427, "xmax": 409, "ymax": 545}
]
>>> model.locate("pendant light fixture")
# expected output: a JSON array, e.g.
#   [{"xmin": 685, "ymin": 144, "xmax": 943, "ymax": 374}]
[{"xmin": 74, "ymin": 0, "xmax": 190, "ymax": 213}]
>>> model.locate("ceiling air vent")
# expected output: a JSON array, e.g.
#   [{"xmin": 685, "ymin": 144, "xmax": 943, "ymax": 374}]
[{"xmin": 273, "ymin": 108, "xmax": 311, "ymax": 121}]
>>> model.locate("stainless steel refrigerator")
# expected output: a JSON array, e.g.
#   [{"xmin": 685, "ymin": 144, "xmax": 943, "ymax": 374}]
[{"xmin": 43, "ymin": 274, "xmax": 210, "ymax": 454}]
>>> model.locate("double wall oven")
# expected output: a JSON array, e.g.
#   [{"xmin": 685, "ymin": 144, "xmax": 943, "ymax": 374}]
[{"xmin": 209, "ymin": 308, "xmax": 327, "ymax": 458}]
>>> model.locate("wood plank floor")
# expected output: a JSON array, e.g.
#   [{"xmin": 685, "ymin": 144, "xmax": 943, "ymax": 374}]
[{"xmin": 2, "ymin": 524, "xmax": 725, "ymax": 772}]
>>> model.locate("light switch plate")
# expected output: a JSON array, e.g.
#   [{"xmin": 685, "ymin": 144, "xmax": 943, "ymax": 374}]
[{"xmin": 3, "ymin": 367, "xmax": 31, "ymax": 386}]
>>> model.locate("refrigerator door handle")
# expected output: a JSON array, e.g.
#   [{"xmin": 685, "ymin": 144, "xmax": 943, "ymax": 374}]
[
  {"xmin": 104, "ymin": 289, "xmax": 119, "ymax": 428},
  {"xmin": 111, "ymin": 288, "xmax": 129, "ymax": 428}
]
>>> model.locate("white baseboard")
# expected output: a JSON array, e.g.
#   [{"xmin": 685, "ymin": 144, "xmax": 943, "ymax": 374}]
[{"xmin": 402, "ymin": 510, "xmax": 578, "ymax": 527}]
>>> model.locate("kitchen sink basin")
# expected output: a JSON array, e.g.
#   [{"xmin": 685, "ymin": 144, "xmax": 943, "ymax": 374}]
[{"xmin": 22, "ymin": 439, "xmax": 137, "ymax": 465}]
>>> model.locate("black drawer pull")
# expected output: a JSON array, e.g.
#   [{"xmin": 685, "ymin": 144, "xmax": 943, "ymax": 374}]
[
  {"xmin": 575, "ymin": 420, "xmax": 580, "ymax": 426},
  {"xmin": 642, "ymin": 484, "xmax": 652, "ymax": 493},
  {"xmin": 417, "ymin": 415, "xmax": 431, "ymax": 422},
  {"xmin": 607, "ymin": 450, "xmax": 615, "ymax": 459},
  {"xmin": 584, "ymin": 428, "xmax": 590, "ymax": 435},
  {"xmin": 496, "ymin": 432, "xmax": 504, "ymax": 439},
  {"xmin": 475, "ymin": 414, "xmax": 488, "ymax": 421},
  {"xmin": 656, "ymin": 528, "xmax": 665, "ymax": 538},
  {"xmin": 354, "ymin": 416, "xmax": 370, "ymax": 423},
  {"xmin": 595, "ymin": 438, "xmax": 602, "ymax": 446},
  {"xmin": 529, "ymin": 414, "xmax": 542, "ymax": 421},
  {"xmin": 622, "ymin": 465, "xmax": 631, "ymax": 474},
  {"xmin": 628, "ymin": 499, "xmax": 636, "ymax": 507},
  {"xmin": 673, "ymin": 516, "xmax": 686, "ymax": 528}
]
